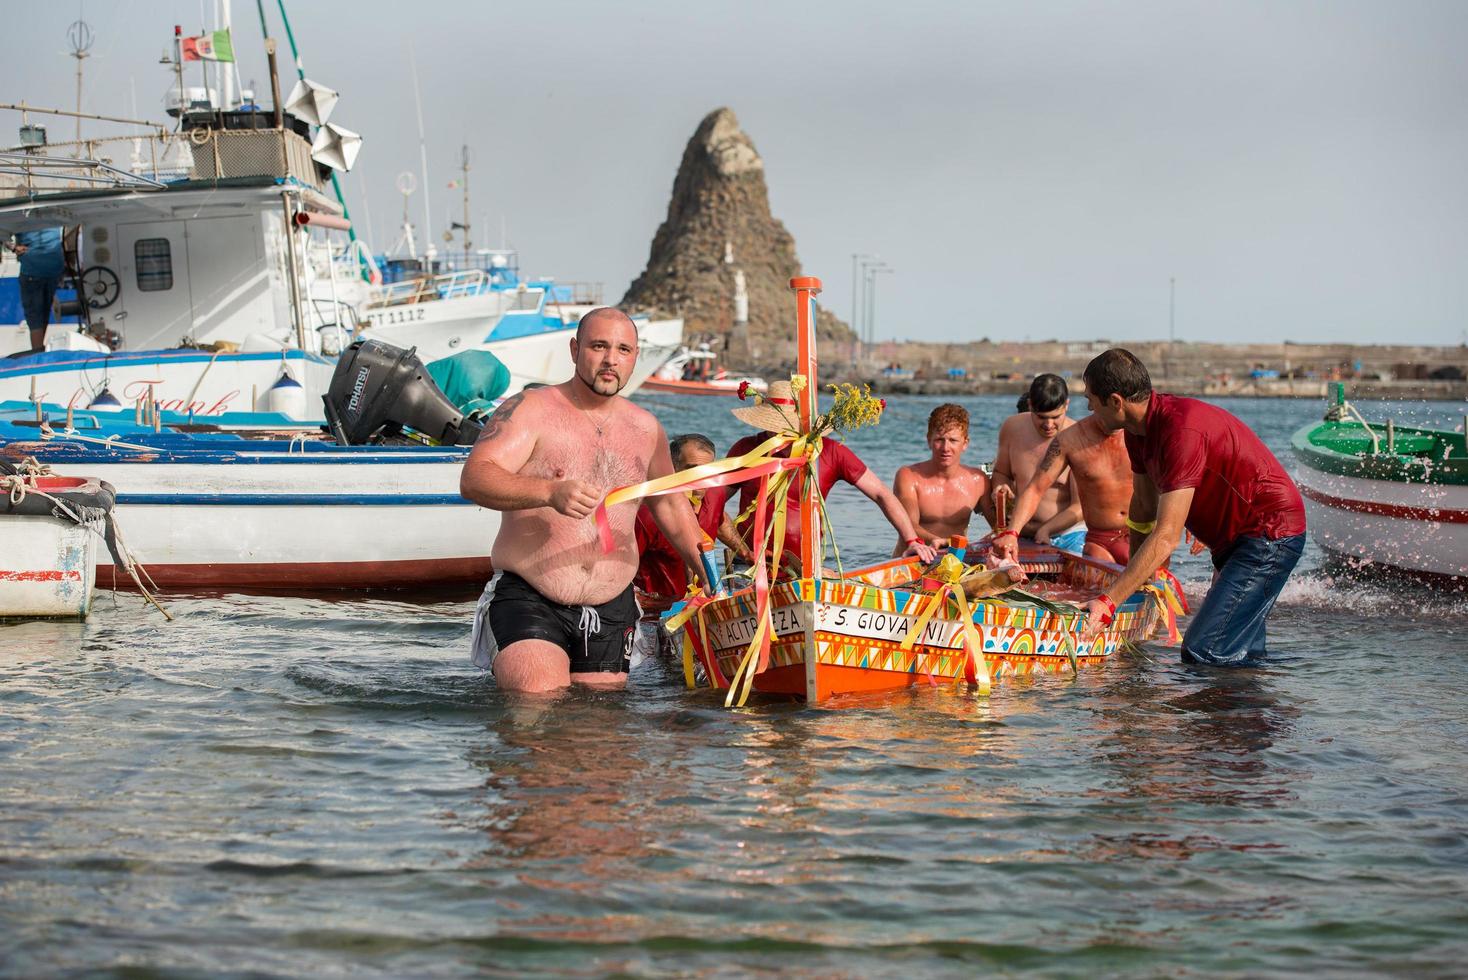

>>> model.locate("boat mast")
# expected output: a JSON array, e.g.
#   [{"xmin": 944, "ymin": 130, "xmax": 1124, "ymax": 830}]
[
  {"xmin": 792, "ymin": 274, "xmax": 823, "ymax": 703},
  {"xmin": 270, "ymin": 0, "xmax": 360, "ymax": 252},
  {"xmin": 459, "ymin": 144, "xmax": 472, "ymax": 253},
  {"xmin": 408, "ymin": 44, "xmax": 434, "ymax": 262},
  {"xmin": 792, "ymin": 276, "xmax": 822, "ymax": 580}
]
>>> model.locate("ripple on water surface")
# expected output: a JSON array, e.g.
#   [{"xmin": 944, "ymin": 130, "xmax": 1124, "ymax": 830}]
[{"xmin": 2, "ymin": 395, "xmax": 1467, "ymax": 976}]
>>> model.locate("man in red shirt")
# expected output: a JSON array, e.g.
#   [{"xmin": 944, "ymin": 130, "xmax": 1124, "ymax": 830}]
[
  {"xmin": 1078, "ymin": 349, "xmax": 1306, "ymax": 665},
  {"xmin": 633, "ymin": 433, "xmax": 750, "ymax": 614},
  {"xmin": 725, "ymin": 379, "xmax": 938, "ymax": 571}
]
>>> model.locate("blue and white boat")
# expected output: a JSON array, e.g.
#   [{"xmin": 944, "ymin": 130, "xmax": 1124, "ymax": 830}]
[
  {"xmin": 355, "ymin": 249, "xmax": 684, "ymax": 395},
  {"xmin": 1, "ymin": 21, "xmax": 679, "ymax": 420},
  {"xmin": 0, "ymin": 396, "xmax": 497, "ymax": 590}
]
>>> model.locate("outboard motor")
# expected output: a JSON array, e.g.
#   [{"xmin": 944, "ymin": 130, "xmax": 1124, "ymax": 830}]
[{"xmin": 323, "ymin": 339, "xmax": 483, "ymax": 446}]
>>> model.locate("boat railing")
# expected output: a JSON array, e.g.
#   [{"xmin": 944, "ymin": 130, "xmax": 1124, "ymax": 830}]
[
  {"xmin": 365, "ymin": 268, "xmax": 490, "ymax": 308},
  {"xmin": 0, "ymin": 114, "xmax": 323, "ymax": 199},
  {"xmin": 551, "ymin": 281, "xmax": 605, "ymax": 305},
  {"xmin": 434, "ymin": 249, "xmax": 521, "ymax": 276}
]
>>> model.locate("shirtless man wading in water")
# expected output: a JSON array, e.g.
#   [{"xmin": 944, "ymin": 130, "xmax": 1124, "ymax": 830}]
[
  {"xmin": 994, "ymin": 380, "xmax": 1138, "ymax": 567},
  {"xmin": 986, "ymin": 374, "xmax": 1084, "ymax": 550},
  {"xmin": 461, "ymin": 308, "xmax": 706, "ymax": 692},
  {"xmin": 891, "ymin": 403, "xmax": 989, "ymax": 554}
]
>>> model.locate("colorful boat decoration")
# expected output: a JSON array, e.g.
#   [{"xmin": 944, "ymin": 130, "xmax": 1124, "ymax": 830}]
[
  {"xmin": 676, "ymin": 545, "xmax": 1176, "ymax": 702},
  {"xmin": 1292, "ymin": 385, "xmax": 1467, "ymax": 579},
  {"xmin": 601, "ymin": 276, "xmax": 1183, "ymax": 704}
]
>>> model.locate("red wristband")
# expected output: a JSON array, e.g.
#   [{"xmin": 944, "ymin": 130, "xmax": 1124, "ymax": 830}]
[
  {"xmin": 993, "ymin": 529, "xmax": 1018, "ymax": 541},
  {"xmin": 906, "ymin": 537, "xmax": 922, "ymax": 546},
  {"xmin": 1094, "ymin": 593, "xmax": 1116, "ymax": 626}
]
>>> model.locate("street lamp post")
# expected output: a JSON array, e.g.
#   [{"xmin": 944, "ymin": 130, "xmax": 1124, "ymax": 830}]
[
  {"xmin": 1168, "ymin": 276, "xmax": 1176, "ymax": 379},
  {"xmin": 865, "ymin": 263, "xmax": 894, "ymax": 348}
]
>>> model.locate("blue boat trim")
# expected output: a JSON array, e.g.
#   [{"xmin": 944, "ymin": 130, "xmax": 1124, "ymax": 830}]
[
  {"xmin": 0, "ymin": 349, "xmax": 333, "ymax": 381},
  {"xmin": 117, "ymin": 493, "xmax": 474, "ymax": 506}
]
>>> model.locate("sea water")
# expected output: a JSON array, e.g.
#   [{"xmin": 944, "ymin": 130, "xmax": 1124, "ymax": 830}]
[{"xmin": 2, "ymin": 395, "xmax": 1465, "ymax": 977}]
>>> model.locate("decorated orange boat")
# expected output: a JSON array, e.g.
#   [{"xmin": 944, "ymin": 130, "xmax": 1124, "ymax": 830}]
[
  {"xmin": 676, "ymin": 544, "xmax": 1179, "ymax": 702},
  {"xmin": 601, "ymin": 276, "xmax": 1184, "ymax": 704}
]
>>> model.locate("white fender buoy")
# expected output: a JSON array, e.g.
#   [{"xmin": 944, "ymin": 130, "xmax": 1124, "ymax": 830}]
[{"xmin": 264, "ymin": 366, "xmax": 308, "ymax": 419}]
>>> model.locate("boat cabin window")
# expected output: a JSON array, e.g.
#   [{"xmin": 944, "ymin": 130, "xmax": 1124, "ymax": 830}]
[
  {"xmin": 135, "ymin": 238, "xmax": 174, "ymax": 292},
  {"xmin": 507, "ymin": 288, "xmax": 543, "ymax": 312}
]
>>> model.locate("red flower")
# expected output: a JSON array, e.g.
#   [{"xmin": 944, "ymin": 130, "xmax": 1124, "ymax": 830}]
[
  {"xmin": 737, "ymin": 380, "xmax": 751, "ymax": 400},
  {"xmin": 878, "ymin": 398, "xmax": 888, "ymax": 411}
]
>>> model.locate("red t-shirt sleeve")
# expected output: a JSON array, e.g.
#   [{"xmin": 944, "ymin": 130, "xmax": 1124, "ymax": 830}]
[
  {"xmin": 1156, "ymin": 427, "xmax": 1208, "ymax": 492},
  {"xmin": 830, "ymin": 440, "xmax": 869, "ymax": 485}
]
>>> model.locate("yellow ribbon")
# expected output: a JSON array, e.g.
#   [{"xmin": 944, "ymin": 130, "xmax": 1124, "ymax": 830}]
[
  {"xmin": 603, "ymin": 428, "xmax": 830, "ymax": 707},
  {"xmin": 898, "ymin": 554, "xmax": 991, "ymax": 695},
  {"xmin": 665, "ymin": 587, "xmax": 721, "ymax": 689}
]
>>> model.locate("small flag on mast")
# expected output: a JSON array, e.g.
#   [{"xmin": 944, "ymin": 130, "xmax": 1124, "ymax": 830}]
[{"xmin": 182, "ymin": 29, "xmax": 235, "ymax": 63}]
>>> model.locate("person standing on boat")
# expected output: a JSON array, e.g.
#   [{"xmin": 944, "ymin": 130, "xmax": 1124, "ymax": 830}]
[
  {"xmin": 7, "ymin": 225, "xmax": 76, "ymax": 355},
  {"xmin": 891, "ymin": 404, "xmax": 990, "ymax": 554},
  {"xmin": 724, "ymin": 379, "xmax": 939, "ymax": 570},
  {"xmin": 985, "ymin": 375, "xmax": 1086, "ymax": 551},
  {"xmin": 633, "ymin": 432, "xmax": 751, "ymax": 615},
  {"xmin": 461, "ymin": 308, "xmax": 707, "ymax": 692},
  {"xmin": 993, "ymin": 376, "xmax": 1135, "ymax": 565},
  {"xmin": 1075, "ymin": 348, "xmax": 1306, "ymax": 665}
]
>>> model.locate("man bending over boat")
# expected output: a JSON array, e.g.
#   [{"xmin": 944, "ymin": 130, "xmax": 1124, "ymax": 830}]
[
  {"xmin": 994, "ymin": 376, "xmax": 1135, "ymax": 566},
  {"xmin": 891, "ymin": 403, "xmax": 989, "ymax": 555},
  {"xmin": 724, "ymin": 379, "xmax": 939, "ymax": 570},
  {"xmin": 461, "ymin": 308, "xmax": 706, "ymax": 692},
  {"xmin": 985, "ymin": 375, "xmax": 1085, "ymax": 552},
  {"xmin": 1073, "ymin": 349, "xmax": 1306, "ymax": 665}
]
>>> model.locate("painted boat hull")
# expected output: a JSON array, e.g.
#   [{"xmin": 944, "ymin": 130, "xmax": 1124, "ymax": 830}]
[
  {"xmin": 0, "ymin": 513, "xmax": 99, "ymax": 617},
  {"xmin": 1295, "ymin": 468, "xmax": 1468, "ymax": 577},
  {"xmin": 685, "ymin": 550, "xmax": 1165, "ymax": 701},
  {"xmin": 0, "ymin": 444, "xmax": 498, "ymax": 591},
  {"xmin": 0, "ymin": 349, "xmax": 336, "ymax": 420},
  {"xmin": 1292, "ymin": 419, "xmax": 1468, "ymax": 579}
]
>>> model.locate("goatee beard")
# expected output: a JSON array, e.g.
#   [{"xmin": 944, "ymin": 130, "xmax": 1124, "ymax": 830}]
[{"xmin": 583, "ymin": 371, "xmax": 623, "ymax": 396}]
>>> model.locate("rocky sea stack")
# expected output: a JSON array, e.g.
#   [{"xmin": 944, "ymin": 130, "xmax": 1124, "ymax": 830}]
[{"xmin": 620, "ymin": 108, "xmax": 851, "ymax": 368}]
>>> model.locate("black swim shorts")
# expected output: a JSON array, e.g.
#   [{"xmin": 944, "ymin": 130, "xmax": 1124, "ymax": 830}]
[{"xmin": 487, "ymin": 571, "xmax": 639, "ymax": 674}]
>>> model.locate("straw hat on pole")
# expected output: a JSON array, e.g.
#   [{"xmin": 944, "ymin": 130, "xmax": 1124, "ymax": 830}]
[{"xmin": 731, "ymin": 379, "xmax": 804, "ymax": 432}]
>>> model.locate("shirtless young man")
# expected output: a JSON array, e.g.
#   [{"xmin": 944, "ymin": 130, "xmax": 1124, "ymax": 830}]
[
  {"xmin": 891, "ymin": 403, "xmax": 989, "ymax": 555},
  {"xmin": 461, "ymin": 308, "xmax": 706, "ymax": 692},
  {"xmin": 993, "ymin": 384, "xmax": 1136, "ymax": 567},
  {"xmin": 986, "ymin": 375, "xmax": 1085, "ymax": 551}
]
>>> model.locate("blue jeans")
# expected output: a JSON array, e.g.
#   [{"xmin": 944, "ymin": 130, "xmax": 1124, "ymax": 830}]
[
  {"xmin": 1181, "ymin": 533, "xmax": 1305, "ymax": 666},
  {"xmin": 19, "ymin": 274, "xmax": 59, "ymax": 338}
]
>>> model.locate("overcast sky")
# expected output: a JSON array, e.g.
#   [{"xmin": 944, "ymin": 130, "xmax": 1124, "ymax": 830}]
[{"xmin": 7, "ymin": 0, "xmax": 1467, "ymax": 345}]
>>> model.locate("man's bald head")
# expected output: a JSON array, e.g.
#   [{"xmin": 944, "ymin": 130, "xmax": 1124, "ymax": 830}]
[{"xmin": 576, "ymin": 307, "xmax": 638, "ymax": 344}]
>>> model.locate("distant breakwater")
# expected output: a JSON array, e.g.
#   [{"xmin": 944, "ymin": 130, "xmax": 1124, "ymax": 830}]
[{"xmin": 847, "ymin": 375, "xmax": 1468, "ymax": 402}]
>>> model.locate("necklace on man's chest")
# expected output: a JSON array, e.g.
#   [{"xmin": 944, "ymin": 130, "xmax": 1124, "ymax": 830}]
[{"xmin": 582, "ymin": 407, "xmax": 611, "ymax": 438}]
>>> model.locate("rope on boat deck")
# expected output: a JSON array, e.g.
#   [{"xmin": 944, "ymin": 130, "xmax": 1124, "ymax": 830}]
[{"xmin": 37, "ymin": 422, "xmax": 155, "ymax": 453}]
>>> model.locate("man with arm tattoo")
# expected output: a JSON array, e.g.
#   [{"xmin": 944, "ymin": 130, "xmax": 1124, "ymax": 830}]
[{"xmin": 460, "ymin": 308, "xmax": 705, "ymax": 692}]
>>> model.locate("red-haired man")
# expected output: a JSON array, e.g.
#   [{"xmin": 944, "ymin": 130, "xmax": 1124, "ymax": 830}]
[{"xmin": 891, "ymin": 403, "xmax": 990, "ymax": 554}]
